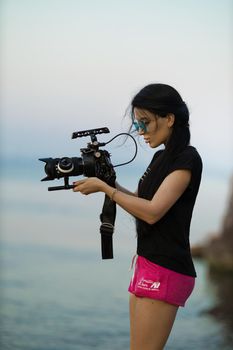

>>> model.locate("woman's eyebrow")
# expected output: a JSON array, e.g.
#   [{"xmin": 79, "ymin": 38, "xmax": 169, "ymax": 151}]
[{"xmin": 138, "ymin": 116, "xmax": 150, "ymax": 121}]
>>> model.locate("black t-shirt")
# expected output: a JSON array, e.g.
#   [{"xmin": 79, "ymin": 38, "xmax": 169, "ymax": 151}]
[{"xmin": 136, "ymin": 146, "xmax": 203, "ymax": 277}]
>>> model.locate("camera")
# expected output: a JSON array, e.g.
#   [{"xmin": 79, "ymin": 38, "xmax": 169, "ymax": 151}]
[
  {"xmin": 39, "ymin": 126, "xmax": 137, "ymax": 259},
  {"xmin": 39, "ymin": 127, "xmax": 116, "ymax": 191}
]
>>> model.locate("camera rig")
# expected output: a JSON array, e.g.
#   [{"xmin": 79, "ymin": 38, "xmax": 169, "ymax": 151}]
[
  {"xmin": 39, "ymin": 127, "xmax": 137, "ymax": 260},
  {"xmin": 39, "ymin": 127, "xmax": 114, "ymax": 191}
]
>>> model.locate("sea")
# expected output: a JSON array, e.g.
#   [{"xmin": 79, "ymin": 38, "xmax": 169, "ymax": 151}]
[{"xmin": 0, "ymin": 156, "xmax": 233, "ymax": 350}]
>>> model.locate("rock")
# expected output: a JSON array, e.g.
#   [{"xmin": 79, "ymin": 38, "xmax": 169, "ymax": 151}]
[
  {"xmin": 192, "ymin": 176, "xmax": 233, "ymax": 333},
  {"xmin": 191, "ymin": 175, "xmax": 233, "ymax": 272},
  {"xmin": 204, "ymin": 176, "xmax": 233, "ymax": 273}
]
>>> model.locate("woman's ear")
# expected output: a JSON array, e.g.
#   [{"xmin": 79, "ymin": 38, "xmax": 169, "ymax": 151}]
[{"xmin": 166, "ymin": 113, "xmax": 175, "ymax": 128}]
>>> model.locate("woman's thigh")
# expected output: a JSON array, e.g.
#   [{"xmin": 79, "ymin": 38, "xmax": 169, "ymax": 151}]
[{"xmin": 129, "ymin": 293, "xmax": 178, "ymax": 350}]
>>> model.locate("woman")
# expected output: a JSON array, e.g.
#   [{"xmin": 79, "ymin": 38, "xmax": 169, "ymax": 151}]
[{"xmin": 73, "ymin": 83, "xmax": 202, "ymax": 350}]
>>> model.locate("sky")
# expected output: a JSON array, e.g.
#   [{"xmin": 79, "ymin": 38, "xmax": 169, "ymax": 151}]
[
  {"xmin": 0, "ymin": 0, "xmax": 232, "ymax": 179},
  {"xmin": 0, "ymin": 0, "xmax": 233, "ymax": 249},
  {"xmin": 0, "ymin": 0, "xmax": 233, "ymax": 250}
]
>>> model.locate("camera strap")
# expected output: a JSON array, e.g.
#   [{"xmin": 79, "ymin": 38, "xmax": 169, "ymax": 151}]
[{"xmin": 99, "ymin": 179, "xmax": 116, "ymax": 259}]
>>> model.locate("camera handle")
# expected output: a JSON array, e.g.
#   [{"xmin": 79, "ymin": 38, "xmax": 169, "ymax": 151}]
[
  {"xmin": 48, "ymin": 177, "xmax": 74, "ymax": 191},
  {"xmin": 99, "ymin": 177, "xmax": 116, "ymax": 259}
]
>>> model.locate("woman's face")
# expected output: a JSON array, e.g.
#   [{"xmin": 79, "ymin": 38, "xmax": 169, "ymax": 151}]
[{"xmin": 133, "ymin": 108, "xmax": 174, "ymax": 148}]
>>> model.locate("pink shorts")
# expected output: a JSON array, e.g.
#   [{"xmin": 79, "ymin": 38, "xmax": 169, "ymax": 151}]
[{"xmin": 128, "ymin": 255, "xmax": 195, "ymax": 307}]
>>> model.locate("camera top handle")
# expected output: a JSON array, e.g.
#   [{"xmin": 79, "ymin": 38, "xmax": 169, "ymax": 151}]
[{"xmin": 72, "ymin": 127, "xmax": 110, "ymax": 142}]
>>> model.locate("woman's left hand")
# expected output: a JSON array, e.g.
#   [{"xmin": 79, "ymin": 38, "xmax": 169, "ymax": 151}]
[{"xmin": 73, "ymin": 177, "xmax": 106, "ymax": 195}]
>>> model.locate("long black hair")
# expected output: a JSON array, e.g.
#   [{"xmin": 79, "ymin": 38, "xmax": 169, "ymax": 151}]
[{"xmin": 130, "ymin": 83, "xmax": 190, "ymax": 157}]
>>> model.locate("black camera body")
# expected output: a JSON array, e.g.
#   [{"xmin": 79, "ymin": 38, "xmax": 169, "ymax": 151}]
[{"xmin": 39, "ymin": 127, "xmax": 116, "ymax": 191}]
